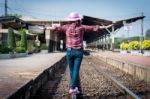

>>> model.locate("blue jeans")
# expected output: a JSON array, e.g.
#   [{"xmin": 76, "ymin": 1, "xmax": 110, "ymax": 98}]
[{"xmin": 66, "ymin": 48, "xmax": 83, "ymax": 89}]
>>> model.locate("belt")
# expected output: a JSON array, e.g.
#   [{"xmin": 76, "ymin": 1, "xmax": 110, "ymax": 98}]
[{"xmin": 67, "ymin": 48, "xmax": 83, "ymax": 51}]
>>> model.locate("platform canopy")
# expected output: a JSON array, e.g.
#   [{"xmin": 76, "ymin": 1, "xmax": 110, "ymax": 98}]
[
  {"xmin": 82, "ymin": 15, "xmax": 145, "ymax": 42},
  {"xmin": 0, "ymin": 15, "xmax": 145, "ymax": 42}
]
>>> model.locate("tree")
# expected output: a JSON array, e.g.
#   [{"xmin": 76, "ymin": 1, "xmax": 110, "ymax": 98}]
[
  {"xmin": 7, "ymin": 27, "xmax": 16, "ymax": 50},
  {"xmin": 20, "ymin": 29, "xmax": 27, "ymax": 50},
  {"xmin": 145, "ymin": 29, "xmax": 150, "ymax": 39}
]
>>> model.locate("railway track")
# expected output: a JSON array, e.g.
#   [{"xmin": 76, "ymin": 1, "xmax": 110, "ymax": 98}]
[
  {"xmin": 91, "ymin": 56, "xmax": 150, "ymax": 99},
  {"xmin": 33, "ymin": 55, "xmax": 149, "ymax": 99},
  {"xmin": 86, "ymin": 57, "xmax": 140, "ymax": 99}
]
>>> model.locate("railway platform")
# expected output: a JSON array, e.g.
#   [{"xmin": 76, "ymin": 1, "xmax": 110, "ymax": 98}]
[
  {"xmin": 0, "ymin": 53, "xmax": 66, "ymax": 98},
  {"xmin": 0, "ymin": 51, "xmax": 150, "ymax": 99}
]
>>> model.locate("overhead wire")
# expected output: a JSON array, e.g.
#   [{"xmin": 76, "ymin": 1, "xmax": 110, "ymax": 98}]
[
  {"xmin": 8, "ymin": 7, "xmax": 63, "ymax": 19},
  {"xmin": 1, "ymin": 0, "xmax": 150, "ymax": 21}
]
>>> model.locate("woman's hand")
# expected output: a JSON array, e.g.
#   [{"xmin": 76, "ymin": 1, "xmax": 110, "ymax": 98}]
[
  {"xmin": 106, "ymin": 24, "xmax": 114, "ymax": 28},
  {"xmin": 45, "ymin": 26, "xmax": 56, "ymax": 30},
  {"xmin": 99, "ymin": 24, "xmax": 114, "ymax": 29}
]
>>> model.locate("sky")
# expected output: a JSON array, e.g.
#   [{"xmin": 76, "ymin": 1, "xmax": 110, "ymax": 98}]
[{"xmin": 0, "ymin": 0, "xmax": 150, "ymax": 37}]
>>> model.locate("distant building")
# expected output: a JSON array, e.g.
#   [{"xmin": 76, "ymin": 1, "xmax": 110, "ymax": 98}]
[
  {"xmin": 23, "ymin": 18, "xmax": 68, "ymax": 52},
  {"xmin": 0, "ymin": 16, "xmax": 35, "ymax": 47},
  {"xmin": 23, "ymin": 15, "xmax": 144, "ymax": 52},
  {"xmin": 0, "ymin": 15, "xmax": 144, "ymax": 52}
]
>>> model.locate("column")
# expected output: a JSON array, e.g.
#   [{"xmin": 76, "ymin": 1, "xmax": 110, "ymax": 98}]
[
  {"xmin": 111, "ymin": 25, "xmax": 115, "ymax": 51},
  {"xmin": 105, "ymin": 34, "xmax": 106, "ymax": 50},
  {"xmin": 108, "ymin": 33, "xmax": 111, "ymax": 50},
  {"xmin": 100, "ymin": 36, "xmax": 102, "ymax": 49},
  {"xmin": 45, "ymin": 29, "xmax": 50, "ymax": 46},
  {"xmin": 102, "ymin": 35, "xmax": 104, "ymax": 50},
  {"xmin": 54, "ymin": 32, "xmax": 58, "ymax": 51},
  {"xmin": 0, "ymin": 23, "xmax": 2, "ymax": 44}
]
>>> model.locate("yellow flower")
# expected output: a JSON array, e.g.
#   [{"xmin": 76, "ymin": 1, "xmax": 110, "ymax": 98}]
[{"xmin": 142, "ymin": 40, "xmax": 150, "ymax": 50}]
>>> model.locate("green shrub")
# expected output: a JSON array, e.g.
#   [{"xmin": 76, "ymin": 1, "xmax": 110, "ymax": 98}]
[
  {"xmin": 40, "ymin": 44, "xmax": 48, "ymax": 50},
  {"xmin": 15, "ymin": 47, "xmax": 26, "ymax": 53},
  {"xmin": 142, "ymin": 40, "xmax": 150, "ymax": 50},
  {"xmin": 0, "ymin": 46, "xmax": 13, "ymax": 54},
  {"xmin": 27, "ymin": 40, "xmax": 35, "ymax": 53},
  {"xmin": 20, "ymin": 29, "xmax": 27, "ymax": 50},
  {"xmin": 128, "ymin": 41, "xmax": 140, "ymax": 50},
  {"xmin": 7, "ymin": 27, "xmax": 16, "ymax": 50},
  {"xmin": 120, "ymin": 42, "xmax": 129, "ymax": 50},
  {"xmin": 16, "ymin": 41, "xmax": 20, "ymax": 47}
]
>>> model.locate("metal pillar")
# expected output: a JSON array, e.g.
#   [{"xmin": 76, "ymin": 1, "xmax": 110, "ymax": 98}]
[
  {"xmin": 140, "ymin": 12, "xmax": 144, "ymax": 53},
  {"xmin": 98, "ymin": 36, "xmax": 100, "ymax": 49},
  {"xmin": 100, "ymin": 36, "xmax": 102, "ymax": 48},
  {"xmin": 111, "ymin": 25, "xmax": 115, "ymax": 51},
  {"xmin": 105, "ymin": 34, "xmax": 107, "ymax": 50},
  {"xmin": 0, "ymin": 23, "xmax": 1, "ymax": 44},
  {"xmin": 45, "ymin": 28, "xmax": 52, "ymax": 52},
  {"xmin": 101, "ymin": 23, "xmax": 114, "ymax": 50},
  {"xmin": 96, "ymin": 39, "xmax": 98, "ymax": 49},
  {"xmin": 106, "ymin": 34, "xmax": 108, "ymax": 50},
  {"xmin": 54, "ymin": 33, "xmax": 58, "ymax": 51},
  {"xmin": 108, "ymin": 33, "xmax": 111, "ymax": 50},
  {"xmin": 101, "ymin": 36, "xmax": 103, "ymax": 49},
  {"xmin": 45, "ymin": 29, "xmax": 50, "ymax": 46},
  {"xmin": 102, "ymin": 36, "xmax": 104, "ymax": 50}
]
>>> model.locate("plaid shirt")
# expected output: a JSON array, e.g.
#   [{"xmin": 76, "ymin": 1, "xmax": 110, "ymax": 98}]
[{"xmin": 55, "ymin": 23, "xmax": 99, "ymax": 49}]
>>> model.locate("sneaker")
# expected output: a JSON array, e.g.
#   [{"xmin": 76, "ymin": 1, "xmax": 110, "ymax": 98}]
[
  {"xmin": 73, "ymin": 87, "xmax": 80, "ymax": 94},
  {"xmin": 69, "ymin": 88, "xmax": 74, "ymax": 94}
]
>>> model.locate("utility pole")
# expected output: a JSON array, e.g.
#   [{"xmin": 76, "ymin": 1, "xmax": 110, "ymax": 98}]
[
  {"xmin": 5, "ymin": 0, "xmax": 8, "ymax": 16},
  {"xmin": 140, "ymin": 12, "xmax": 144, "ymax": 53}
]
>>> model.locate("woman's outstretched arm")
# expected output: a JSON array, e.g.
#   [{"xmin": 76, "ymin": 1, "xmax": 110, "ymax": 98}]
[
  {"xmin": 99, "ymin": 24, "xmax": 114, "ymax": 29},
  {"xmin": 38, "ymin": 25, "xmax": 67, "ymax": 33}
]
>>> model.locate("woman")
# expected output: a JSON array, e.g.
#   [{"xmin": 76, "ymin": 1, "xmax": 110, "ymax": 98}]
[{"xmin": 47, "ymin": 12, "xmax": 113, "ymax": 94}]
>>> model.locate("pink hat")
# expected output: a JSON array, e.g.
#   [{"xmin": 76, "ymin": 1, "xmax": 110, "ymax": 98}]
[{"xmin": 66, "ymin": 12, "xmax": 82, "ymax": 21}]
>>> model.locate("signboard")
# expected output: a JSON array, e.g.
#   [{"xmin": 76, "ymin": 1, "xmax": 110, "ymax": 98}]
[
  {"xmin": 124, "ymin": 24, "xmax": 132, "ymax": 31},
  {"xmin": 28, "ymin": 25, "xmax": 44, "ymax": 34},
  {"xmin": 35, "ymin": 36, "xmax": 40, "ymax": 47},
  {"xmin": 52, "ymin": 23, "xmax": 60, "ymax": 27},
  {"xmin": 123, "ymin": 21, "xmax": 132, "ymax": 31}
]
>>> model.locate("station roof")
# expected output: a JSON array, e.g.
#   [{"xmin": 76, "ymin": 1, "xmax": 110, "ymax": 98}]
[
  {"xmin": 0, "ymin": 16, "xmax": 28, "ymax": 29},
  {"xmin": 0, "ymin": 15, "xmax": 145, "ymax": 41},
  {"xmin": 82, "ymin": 15, "xmax": 145, "ymax": 42}
]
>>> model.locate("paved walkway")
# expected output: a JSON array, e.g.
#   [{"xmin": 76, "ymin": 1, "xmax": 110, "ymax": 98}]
[
  {"xmin": 94, "ymin": 50, "xmax": 150, "ymax": 66},
  {"xmin": 0, "ymin": 53, "xmax": 66, "ymax": 99}
]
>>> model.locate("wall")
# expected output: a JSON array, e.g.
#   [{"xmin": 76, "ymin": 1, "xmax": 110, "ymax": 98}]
[
  {"xmin": 92, "ymin": 53, "xmax": 150, "ymax": 84},
  {"xmin": 7, "ymin": 56, "xmax": 66, "ymax": 99}
]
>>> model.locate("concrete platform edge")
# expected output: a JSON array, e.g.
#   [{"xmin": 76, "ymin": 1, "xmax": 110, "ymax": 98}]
[
  {"xmin": 6, "ymin": 56, "xmax": 66, "ymax": 99},
  {"xmin": 91, "ymin": 53, "xmax": 150, "ymax": 84}
]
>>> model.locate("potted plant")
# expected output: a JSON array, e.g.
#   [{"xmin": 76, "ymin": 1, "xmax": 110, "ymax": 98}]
[
  {"xmin": 142, "ymin": 40, "xmax": 150, "ymax": 56},
  {"xmin": 120, "ymin": 42, "xmax": 129, "ymax": 54},
  {"xmin": 20, "ymin": 29, "xmax": 27, "ymax": 50},
  {"xmin": 15, "ymin": 47, "xmax": 27, "ymax": 58},
  {"xmin": 40, "ymin": 44, "xmax": 48, "ymax": 53},
  {"xmin": 7, "ymin": 27, "xmax": 16, "ymax": 50},
  {"xmin": 129, "ymin": 41, "xmax": 140, "ymax": 55}
]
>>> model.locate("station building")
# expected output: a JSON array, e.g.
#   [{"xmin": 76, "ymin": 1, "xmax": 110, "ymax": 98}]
[{"xmin": 0, "ymin": 15, "xmax": 144, "ymax": 52}]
